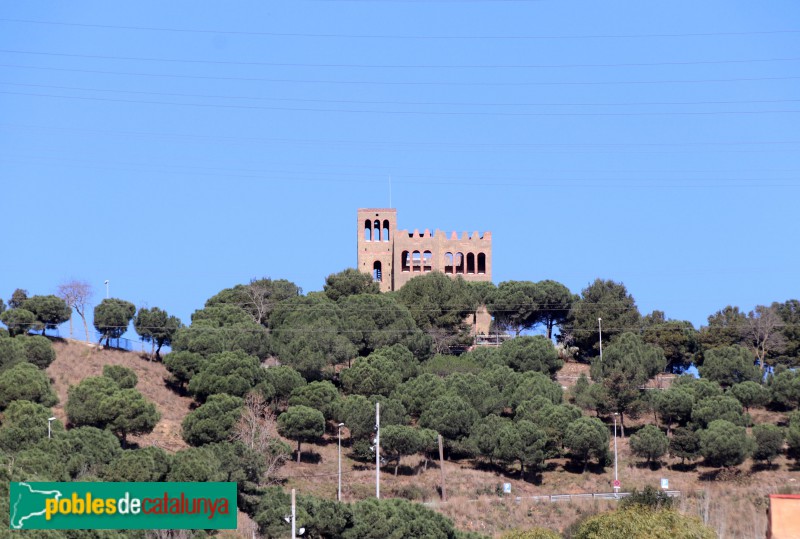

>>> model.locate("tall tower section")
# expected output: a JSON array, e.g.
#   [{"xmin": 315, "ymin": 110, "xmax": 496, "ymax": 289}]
[{"xmin": 357, "ymin": 208, "xmax": 396, "ymax": 292}]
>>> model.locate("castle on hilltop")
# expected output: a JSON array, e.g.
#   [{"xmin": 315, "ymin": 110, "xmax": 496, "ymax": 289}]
[{"xmin": 357, "ymin": 208, "xmax": 492, "ymax": 292}]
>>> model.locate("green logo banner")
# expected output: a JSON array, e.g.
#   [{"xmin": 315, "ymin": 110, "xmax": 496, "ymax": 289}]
[{"xmin": 9, "ymin": 482, "xmax": 237, "ymax": 530}]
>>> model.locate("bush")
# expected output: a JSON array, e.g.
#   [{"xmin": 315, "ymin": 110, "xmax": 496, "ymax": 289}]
[
  {"xmin": 573, "ymin": 506, "xmax": 715, "ymax": 539},
  {"xmin": 619, "ymin": 486, "xmax": 674, "ymax": 510}
]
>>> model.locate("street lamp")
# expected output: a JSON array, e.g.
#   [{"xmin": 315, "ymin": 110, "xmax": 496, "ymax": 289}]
[
  {"xmin": 598, "ymin": 318, "xmax": 603, "ymax": 363},
  {"xmin": 337, "ymin": 423, "xmax": 345, "ymax": 502},
  {"xmin": 104, "ymin": 280, "xmax": 109, "ymax": 299},
  {"xmin": 612, "ymin": 412, "xmax": 619, "ymax": 496},
  {"xmin": 47, "ymin": 416, "xmax": 56, "ymax": 439}
]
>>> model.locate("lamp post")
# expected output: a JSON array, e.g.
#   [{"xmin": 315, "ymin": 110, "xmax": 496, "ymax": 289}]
[
  {"xmin": 337, "ymin": 422, "xmax": 345, "ymax": 502},
  {"xmin": 375, "ymin": 402, "xmax": 380, "ymax": 499},
  {"xmin": 104, "ymin": 280, "xmax": 109, "ymax": 299},
  {"xmin": 47, "ymin": 416, "xmax": 56, "ymax": 439},
  {"xmin": 598, "ymin": 318, "xmax": 603, "ymax": 363},
  {"xmin": 613, "ymin": 412, "xmax": 619, "ymax": 496}
]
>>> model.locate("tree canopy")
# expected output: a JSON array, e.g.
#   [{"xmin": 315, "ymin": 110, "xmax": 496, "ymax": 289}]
[
  {"xmin": 568, "ymin": 279, "xmax": 641, "ymax": 358},
  {"xmin": 133, "ymin": 306, "xmax": 182, "ymax": 359},
  {"xmin": 270, "ymin": 294, "xmax": 357, "ymax": 378},
  {"xmin": 182, "ymin": 393, "xmax": 244, "ymax": 446},
  {"xmin": 395, "ymin": 272, "xmax": 475, "ymax": 352},
  {"xmin": 277, "ymin": 405, "xmax": 326, "ymax": 463},
  {"xmin": 698, "ymin": 345, "xmax": 760, "ymax": 387},
  {"xmin": 0, "ymin": 362, "xmax": 58, "ymax": 409},
  {"xmin": 93, "ymin": 298, "xmax": 136, "ymax": 345},
  {"xmin": 323, "ymin": 268, "xmax": 380, "ymax": 302},
  {"xmin": 187, "ymin": 350, "xmax": 266, "ymax": 401},
  {"xmin": 22, "ymin": 295, "xmax": 71, "ymax": 336}
]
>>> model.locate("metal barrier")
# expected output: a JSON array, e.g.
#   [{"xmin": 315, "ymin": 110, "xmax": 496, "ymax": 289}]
[{"xmin": 424, "ymin": 490, "xmax": 681, "ymax": 507}]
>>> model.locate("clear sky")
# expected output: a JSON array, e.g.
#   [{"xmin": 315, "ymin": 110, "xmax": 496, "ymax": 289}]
[{"xmin": 1, "ymin": 1, "xmax": 798, "ymax": 338}]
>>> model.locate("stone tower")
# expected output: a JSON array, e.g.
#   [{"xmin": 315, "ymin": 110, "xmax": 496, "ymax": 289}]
[
  {"xmin": 356, "ymin": 208, "xmax": 492, "ymax": 292},
  {"xmin": 357, "ymin": 208, "xmax": 397, "ymax": 292}
]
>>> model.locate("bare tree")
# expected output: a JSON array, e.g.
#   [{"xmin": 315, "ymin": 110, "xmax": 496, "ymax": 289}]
[
  {"xmin": 746, "ymin": 304, "xmax": 787, "ymax": 373},
  {"xmin": 232, "ymin": 392, "xmax": 289, "ymax": 484},
  {"xmin": 56, "ymin": 280, "xmax": 93, "ymax": 343},
  {"xmin": 242, "ymin": 279, "xmax": 272, "ymax": 326}
]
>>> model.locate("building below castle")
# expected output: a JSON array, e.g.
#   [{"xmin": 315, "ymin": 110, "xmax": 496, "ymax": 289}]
[{"xmin": 357, "ymin": 208, "xmax": 492, "ymax": 292}]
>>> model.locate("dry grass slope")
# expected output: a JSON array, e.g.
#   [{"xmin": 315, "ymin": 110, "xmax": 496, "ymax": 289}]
[{"xmin": 47, "ymin": 339, "xmax": 193, "ymax": 451}]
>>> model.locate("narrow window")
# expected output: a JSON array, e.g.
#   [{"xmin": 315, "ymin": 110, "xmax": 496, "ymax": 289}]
[
  {"xmin": 373, "ymin": 220, "xmax": 381, "ymax": 242},
  {"xmin": 412, "ymin": 250, "xmax": 422, "ymax": 271},
  {"xmin": 373, "ymin": 261, "xmax": 382, "ymax": 282},
  {"xmin": 364, "ymin": 220, "xmax": 372, "ymax": 241},
  {"xmin": 467, "ymin": 253, "xmax": 475, "ymax": 274},
  {"xmin": 455, "ymin": 252, "xmax": 465, "ymax": 274},
  {"xmin": 423, "ymin": 250, "xmax": 433, "ymax": 272},
  {"xmin": 383, "ymin": 219, "xmax": 390, "ymax": 242},
  {"xmin": 444, "ymin": 252, "xmax": 454, "ymax": 274},
  {"xmin": 478, "ymin": 253, "xmax": 486, "ymax": 274},
  {"xmin": 401, "ymin": 251, "xmax": 410, "ymax": 272}
]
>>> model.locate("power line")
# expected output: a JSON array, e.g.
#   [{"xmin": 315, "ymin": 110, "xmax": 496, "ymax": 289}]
[
  {"xmin": 9, "ymin": 151, "xmax": 800, "ymax": 182},
  {"xmin": 3, "ymin": 123, "xmax": 798, "ymax": 151},
  {"xmin": 1, "ymin": 17, "xmax": 798, "ymax": 40},
  {"xmin": 4, "ymin": 48, "xmax": 800, "ymax": 69},
  {"xmin": 3, "ymin": 81, "xmax": 799, "ymax": 108},
  {"xmin": 5, "ymin": 89, "xmax": 800, "ymax": 117},
  {"xmin": 5, "ymin": 153, "xmax": 800, "ymax": 188},
  {"xmin": 7, "ymin": 147, "xmax": 800, "ymax": 177},
  {"xmin": 3, "ymin": 62, "xmax": 799, "ymax": 86}
]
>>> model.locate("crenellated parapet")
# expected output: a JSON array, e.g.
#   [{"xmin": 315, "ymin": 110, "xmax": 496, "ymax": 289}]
[{"xmin": 357, "ymin": 208, "xmax": 492, "ymax": 291}]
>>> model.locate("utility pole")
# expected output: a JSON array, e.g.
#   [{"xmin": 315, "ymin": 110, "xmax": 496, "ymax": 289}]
[
  {"xmin": 613, "ymin": 413, "xmax": 620, "ymax": 497},
  {"xmin": 598, "ymin": 318, "xmax": 603, "ymax": 363},
  {"xmin": 291, "ymin": 488, "xmax": 296, "ymax": 539},
  {"xmin": 337, "ymin": 423, "xmax": 344, "ymax": 502},
  {"xmin": 438, "ymin": 434, "xmax": 447, "ymax": 501},
  {"xmin": 375, "ymin": 401, "xmax": 380, "ymax": 499}
]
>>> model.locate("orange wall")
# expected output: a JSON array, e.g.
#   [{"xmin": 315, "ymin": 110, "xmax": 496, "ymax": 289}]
[{"xmin": 768, "ymin": 495, "xmax": 800, "ymax": 539}]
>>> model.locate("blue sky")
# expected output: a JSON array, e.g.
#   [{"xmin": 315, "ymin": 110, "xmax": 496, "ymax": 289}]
[{"xmin": 1, "ymin": 1, "xmax": 798, "ymax": 339}]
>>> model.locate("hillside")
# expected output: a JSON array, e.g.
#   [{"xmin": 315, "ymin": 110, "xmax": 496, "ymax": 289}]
[
  {"xmin": 47, "ymin": 339, "xmax": 193, "ymax": 451},
  {"xmin": 43, "ymin": 339, "xmax": 800, "ymax": 538}
]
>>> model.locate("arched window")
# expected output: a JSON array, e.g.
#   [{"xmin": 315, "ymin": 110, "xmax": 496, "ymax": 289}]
[
  {"xmin": 412, "ymin": 250, "xmax": 422, "ymax": 271},
  {"xmin": 373, "ymin": 220, "xmax": 381, "ymax": 242},
  {"xmin": 423, "ymin": 251, "xmax": 432, "ymax": 271},
  {"xmin": 364, "ymin": 220, "xmax": 372, "ymax": 241},
  {"xmin": 401, "ymin": 251, "xmax": 410, "ymax": 272},
  {"xmin": 455, "ymin": 252, "xmax": 465, "ymax": 274},
  {"xmin": 444, "ymin": 252, "xmax": 454, "ymax": 274},
  {"xmin": 373, "ymin": 261, "xmax": 382, "ymax": 282},
  {"xmin": 467, "ymin": 253, "xmax": 475, "ymax": 274},
  {"xmin": 477, "ymin": 253, "xmax": 486, "ymax": 274},
  {"xmin": 383, "ymin": 220, "xmax": 390, "ymax": 242}
]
